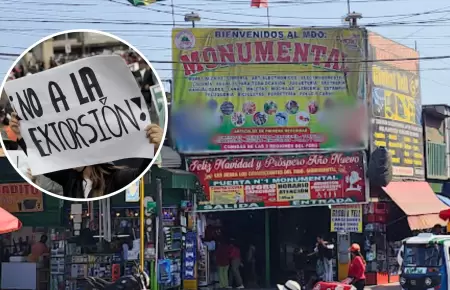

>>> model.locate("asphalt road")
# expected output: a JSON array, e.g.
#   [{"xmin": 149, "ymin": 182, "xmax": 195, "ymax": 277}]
[{"xmin": 365, "ymin": 283, "xmax": 401, "ymax": 290}]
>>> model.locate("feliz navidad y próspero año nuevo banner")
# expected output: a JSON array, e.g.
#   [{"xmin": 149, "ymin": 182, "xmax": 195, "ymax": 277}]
[
  {"xmin": 187, "ymin": 152, "xmax": 368, "ymax": 211},
  {"xmin": 171, "ymin": 28, "xmax": 367, "ymax": 153}
]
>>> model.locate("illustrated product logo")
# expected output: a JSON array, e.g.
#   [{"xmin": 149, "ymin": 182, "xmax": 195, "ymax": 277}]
[
  {"xmin": 175, "ymin": 30, "xmax": 196, "ymax": 50},
  {"xmin": 345, "ymin": 171, "xmax": 362, "ymax": 192},
  {"xmin": 339, "ymin": 33, "xmax": 361, "ymax": 51}
]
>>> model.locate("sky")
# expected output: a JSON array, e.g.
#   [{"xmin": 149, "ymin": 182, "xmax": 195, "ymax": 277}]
[{"xmin": 0, "ymin": 0, "xmax": 449, "ymax": 104}]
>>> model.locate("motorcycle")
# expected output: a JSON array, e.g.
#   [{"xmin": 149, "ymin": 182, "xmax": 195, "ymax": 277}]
[{"xmin": 85, "ymin": 264, "xmax": 150, "ymax": 290}]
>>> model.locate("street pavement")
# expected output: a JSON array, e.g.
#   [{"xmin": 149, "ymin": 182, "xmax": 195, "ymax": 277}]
[{"xmin": 365, "ymin": 283, "xmax": 401, "ymax": 290}]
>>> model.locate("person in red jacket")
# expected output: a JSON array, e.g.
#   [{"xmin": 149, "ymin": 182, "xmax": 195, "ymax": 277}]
[{"xmin": 347, "ymin": 243, "xmax": 366, "ymax": 290}]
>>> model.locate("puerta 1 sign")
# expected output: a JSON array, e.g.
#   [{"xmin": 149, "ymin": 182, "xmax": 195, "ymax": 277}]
[
  {"xmin": 172, "ymin": 28, "xmax": 367, "ymax": 153},
  {"xmin": 187, "ymin": 152, "xmax": 368, "ymax": 211},
  {"xmin": 3, "ymin": 55, "xmax": 154, "ymax": 175}
]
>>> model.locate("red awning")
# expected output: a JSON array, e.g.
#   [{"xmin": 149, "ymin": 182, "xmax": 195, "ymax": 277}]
[
  {"xmin": 383, "ymin": 182, "xmax": 448, "ymax": 230},
  {"xmin": 0, "ymin": 207, "xmax": 21, "ymax": 234}
]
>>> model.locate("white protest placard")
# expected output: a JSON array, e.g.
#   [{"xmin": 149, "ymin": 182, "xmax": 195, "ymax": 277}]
[{"xmin": 3, "ymin": 55, "xmax": 154, "ymax": 175}]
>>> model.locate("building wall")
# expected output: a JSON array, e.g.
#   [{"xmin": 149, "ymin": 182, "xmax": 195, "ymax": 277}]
[{"xmin": 423, "ymin": 107, "xmax": 450, "ymax": 180}]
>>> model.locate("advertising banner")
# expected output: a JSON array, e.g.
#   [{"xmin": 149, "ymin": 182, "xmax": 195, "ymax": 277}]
[
  {"xmin": 368, "ymin": 32, "xmax": 424, "ymax": 179},
  {"xmin": 172, "ymin": 28, "xmax": 367, "ymax": 153},
  {"xmin": 0, "ymin": 183, "xmax": 43, "ymax": 212},
  {"xmin": 330, "ymin": 204, "xmax": 363, "ymax": 233},
  {"xmin": 187, "ymin": 151, "xmax": 368, "ymax": 211}
]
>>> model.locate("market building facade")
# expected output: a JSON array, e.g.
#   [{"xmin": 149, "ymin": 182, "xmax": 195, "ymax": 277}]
[{"xmin": 171, "ymin": 27, "xmax": 371, "ymax": 288}]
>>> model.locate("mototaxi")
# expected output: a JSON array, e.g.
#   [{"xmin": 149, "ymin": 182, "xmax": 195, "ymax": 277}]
[{"xmin": 399, "ymin": 233, "xmax": 450, "ymax": 290}]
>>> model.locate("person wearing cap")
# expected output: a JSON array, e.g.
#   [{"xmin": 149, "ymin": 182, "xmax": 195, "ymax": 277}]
[
  {"xmin": 9, "ymin": 112, "xmax": 163, "ymax": 199},
  {"xmin": 277, "ymin": 280, "xmax": 301, "ymax": 290},
  {"xmin": 347, "ymin": 243, "xmax": 366, "ymax": 290}
]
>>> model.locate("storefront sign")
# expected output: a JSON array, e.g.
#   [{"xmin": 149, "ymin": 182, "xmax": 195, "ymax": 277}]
[
  {"xmin": 172, "ymin": 28, "xmax": 367, "ymax": 153},
  {"xmin": 0, "ymin": 183, "xmax": 43, "ymax": 212},
  {"xmin": 157, "ymin": 259, "xmax": 172, "ymax": 284},
  {"xmin": 330, "ymin": 204, "xmax": 363, "ymax": 233},
  {"xmin": 368, "ymin": 32, "xmax": 424, "ymax": 180},
  {"xmin": 125, "ymin": 180, "xmax": 140, "ymax": 202},
  {"xmin": 188, "ymin": 152, "xmax": 368, "ymax": 211},
  {"xmin": 183, "ymin": 232, "xmax": 197, "ymax": 281}
]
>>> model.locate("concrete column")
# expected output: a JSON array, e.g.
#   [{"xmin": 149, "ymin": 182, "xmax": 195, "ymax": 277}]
[{"xmin": 32, "ymin": 38, "xmax": 54, "ymax": 69}]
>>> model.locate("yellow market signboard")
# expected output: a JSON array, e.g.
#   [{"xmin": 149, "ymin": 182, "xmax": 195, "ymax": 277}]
[
  {"xmin": 171, "ymin": 28, "xmax": 367, "ymax": 153},
  {"xmin": 330, "ymin": 204, "xmax": 363, "ymax": 233}
]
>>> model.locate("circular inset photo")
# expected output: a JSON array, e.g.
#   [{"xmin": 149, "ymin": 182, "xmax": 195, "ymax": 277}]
[
  {"xmin": 275, "ymin": 112, "xmax": 289, "ymax": 126},
  {"xmin": 285, "ymin": 100, "xmax": 299, "ymax": 114},
  {"xmin": 0, "ymin": 29, "xmax": 168, "ymax": 202},
  {"xmin": 264, "ymin": 100, "xmax": 278, "ymax": 115},
  {"xmin": 253, "ymin": 112, "xmax": 268, "ymax": 126},
  {"xmin": 296, "ymin": 111, "xmax": 311, "ymax": 126},
  {"xmin": 242, "ymin": 101, "xmax": 256, "ymax": 115},
  {"xmin": 231, "ymin": 112, "xmax": 246, "ymax": 127},
  {"xmin": 220, "ymin": 101, "xmax": 235, "ymax": 115}
]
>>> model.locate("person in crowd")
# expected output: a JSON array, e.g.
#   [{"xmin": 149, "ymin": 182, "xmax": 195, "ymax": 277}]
[
  {"xmin": 29, "ymin": 234, "xmax": 49, "ymax": 263},
  {"xmin": 245, "ymin": 241, "xmax": 257, "ymax": 287},
  {"xmin": 432, "ymin": 224, "xmax": 443, "ymax": 235},
  {"xmin": 229, "ymin": 238, "xmax": 244, "ymax": 289},
  {"xmin": 0, "ymin": 106, "xmax": 18, "ymax": 150},
  {"xmin": 293, "ymin": 246, "xmax": 307, "ymax": 287},
  {"xmin": 347, "ymin": 243, "xmax": 366, "ymax": 290},
  {"xmin": 216, "ymin": 238, "xmax": 231, "ymax": 288},
  {"xmin": 311, "ymin": 235, "xmax": 333, "ymax": 282},
  {"xmin": 133, "ymin": 59, "xmax": 155, "ymax": 104},
  {"xmin": 27, "ymin": 169, "xmax": 64, "ymax": 195},
  {"xmin": 9, "ymin": 112, "xmax": 163, "ymax": 199}
]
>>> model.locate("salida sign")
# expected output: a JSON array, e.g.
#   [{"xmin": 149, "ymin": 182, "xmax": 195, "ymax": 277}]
[
  {"xmin": 3, "ymin": 55, "xmax": 154, "ymax": 175},
  {"xmin": 188, "ymin": 152, "xmax": 368, "ymax": 211}
]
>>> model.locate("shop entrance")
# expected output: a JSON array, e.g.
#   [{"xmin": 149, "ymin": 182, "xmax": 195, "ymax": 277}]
[
  {"xmin": 270, "ymin": 206, "xmax": 332, "ymax": 286},
  {"xmin": 211, "ymin": 210, "xmax": 266, "ymax": 288}
]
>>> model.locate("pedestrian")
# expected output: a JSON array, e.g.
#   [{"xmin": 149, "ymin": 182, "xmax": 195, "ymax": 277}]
[
  {"xmin": 229, "ymin": 239, "xmax": 244, "ymax": 289},
  {"xmin": 314, "ymin": 236, "xmax": 334, "ymax": 282},
  {"xmin": 9, "ymin": 112, "xmax": 163, "ymax": 199},
  {"xmin": 347, "ymin": 243, "xmax": 366, "ymax": 290},
  {"xmin": 293, "ymin": 247, "xmax": 307, "ymax": 287},
  {"xmin": 245, "ymin": 242, "xmax": 258, "ymax": 287},
  {"xmin": 216, "ymin": 238, "xmax": 230, "ymax": 288},
  {"xmin": 29, "ymin": 234, "xmax": 49, "ymax": 263},
  {"xmin": 432, "ymin": 224, "xmax": 443, "ymax": 235}
]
